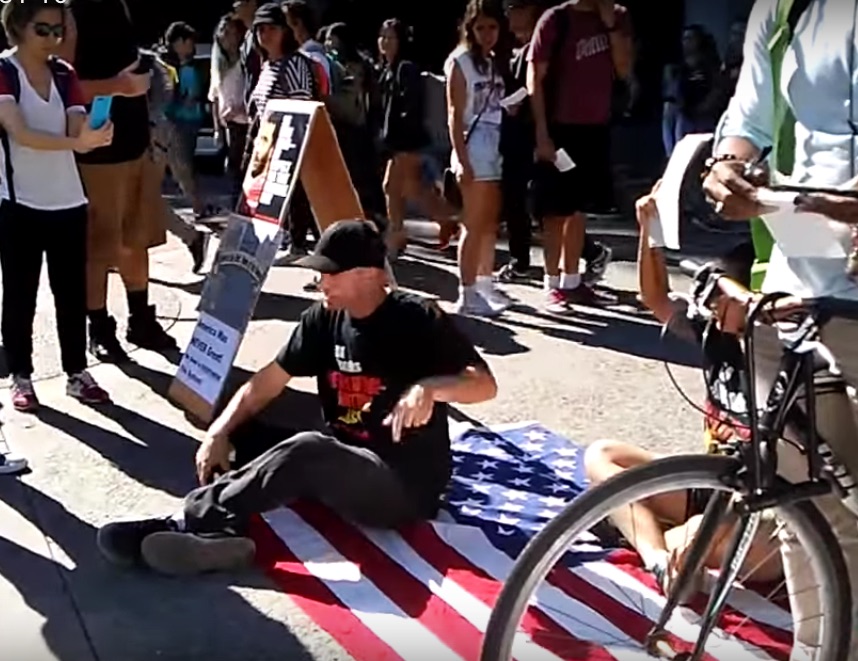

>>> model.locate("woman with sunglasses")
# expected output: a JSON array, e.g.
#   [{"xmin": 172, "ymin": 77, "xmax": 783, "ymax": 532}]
[{"xmin": 0, "ymin": 0, "xmax": 113, "ymax": 411}]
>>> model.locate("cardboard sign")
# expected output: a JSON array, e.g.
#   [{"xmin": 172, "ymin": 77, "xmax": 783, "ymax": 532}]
[{"xmin": 169, "ymin": 100, "xmax": 365, "ymax": 422}]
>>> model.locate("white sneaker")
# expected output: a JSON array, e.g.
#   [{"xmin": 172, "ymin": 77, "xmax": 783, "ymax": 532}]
[
  {"xmin": 456, "ymin": 287, "xmax": 501, "ymax": 317},
  {"xmin": 0, "ymin": 451, "xmax": 27, "ymax": 475},
  {"xmin": 476, "ymin": 280, "xmax": 512, "ymax": 312}
]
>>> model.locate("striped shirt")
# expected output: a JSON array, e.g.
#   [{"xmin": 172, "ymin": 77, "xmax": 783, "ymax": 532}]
[{"xmin": 249, "ymin": 53, "xmax": 314, "ymax": 119}]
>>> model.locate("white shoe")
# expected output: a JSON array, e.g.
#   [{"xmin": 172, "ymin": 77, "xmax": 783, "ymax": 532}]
[
  {"xmin": 476, "ymin": 280, "xmax": 512, "ymax": 312},
  {"xmin": 0, "ymin": 451, "xmax": 27, "ymax": 475},
  {"xmin": 456, "ymin": 288, "xmax": 501, "ymax": 317}
]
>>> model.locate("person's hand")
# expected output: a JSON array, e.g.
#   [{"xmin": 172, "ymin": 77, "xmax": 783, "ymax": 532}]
[
  {"xmin": 195, "ymin": 430, "xmax": 233, "ymax": 485},
  {"xmin": 701, "ymin": 159, "xmax": 764, "ymax": 220},
  {"xmin": 118, "ymin": 70, "xmax": 151, "ymax": 97},
  {"xmin": 796, "ymin": 192, "xmax": 858, "ymax": 225},
  {"xmin": 535, "ymin": 133, "xmax": 555, "ymax": 163},
  {"xmin": 711, "ymin": 278, "xmax": 756, "ymax": 335},
  {"xmin": 383, "ymin": 384, "xmax": 435, "ymax": 442},
  {"xmin": 635, "ymin": 179, "xmax": 662, "ymax": 231},
  {"xmin": 458, "ymin": 162, "xmax": 474, "ymax": 185},
  {"xmin": 75, "ymin": 120, "xmax": 113, "ymax": 152}
]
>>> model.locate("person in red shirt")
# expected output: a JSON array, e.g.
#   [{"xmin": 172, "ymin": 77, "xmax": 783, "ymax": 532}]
[{"xmin": 527, "ymin": 0, "xmax": 632, "ymax": 313}]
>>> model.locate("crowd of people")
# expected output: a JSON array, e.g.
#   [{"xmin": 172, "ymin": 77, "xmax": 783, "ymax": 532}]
[{"xmin": 1, "ymin": 0, "xmax": 858, "ymax": 656}]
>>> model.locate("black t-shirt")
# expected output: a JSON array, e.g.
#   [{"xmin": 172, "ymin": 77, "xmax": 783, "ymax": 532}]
[
  {"xmin": 275, "ymin": 292, "xmax": 487, "ymax": 511},
  {"xmin": 665, "ymin": 296, "xmax": 750, "ymax": 444},
  {"xmin": 72, "ymin": 0, "xmax": 149, "ymax": 164}
]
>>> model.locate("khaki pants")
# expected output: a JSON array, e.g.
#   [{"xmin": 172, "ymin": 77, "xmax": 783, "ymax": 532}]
[
  {"xmin": 753, "ymin": 320, "xmax": 858, "ymax": 656},
  {"xmin": 78, "ymin": 152, "xmax": 168, "ymax": 264}
]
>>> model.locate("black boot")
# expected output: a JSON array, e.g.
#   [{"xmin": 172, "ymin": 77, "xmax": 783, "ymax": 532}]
[
  {"xmin": 126, "ymin": 304, "xmax": 178, "ymax": 352},
  {"xmin": 88, "ymin": 313, "xmax": 129, "ymax": 363}
]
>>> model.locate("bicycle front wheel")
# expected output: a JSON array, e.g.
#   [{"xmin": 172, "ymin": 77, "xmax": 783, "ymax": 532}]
[{"xmin": 481, "ymin": 454, "xmax": 851, "ymax": 660}]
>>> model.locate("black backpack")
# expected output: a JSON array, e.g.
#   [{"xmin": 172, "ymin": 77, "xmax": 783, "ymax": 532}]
[{"xmin": 0, "ymin": 53, "xmax": 75, "ymax": 203}]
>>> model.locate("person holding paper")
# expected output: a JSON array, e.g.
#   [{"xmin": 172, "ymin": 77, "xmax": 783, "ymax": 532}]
[
  {"xmin": 527, "ymin": 0, "xmax": 633, "ymax": 313},
  {"xmin": 95, "ymin": 220, "xmax": 497, "ymax": 576},
  {"xmin": 702, "ymin": 0, "xmax": 858, "ymax": 653},
  {"xmin": 446, "ymin": 0, "xmax": 510, "ymax": 316}
]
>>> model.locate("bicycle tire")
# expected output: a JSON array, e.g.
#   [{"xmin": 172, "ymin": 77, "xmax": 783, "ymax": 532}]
[{"xmin": 480, "ymin": 454, "xmax": 851, "ymax": 661}]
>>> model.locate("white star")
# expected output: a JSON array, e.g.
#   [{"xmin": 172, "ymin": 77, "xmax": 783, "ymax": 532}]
[
  {"xmin": 521, "ymin": 442, "xmax": 543, "ymax": 452},
  {"xmin": 498, "ymin": 513, "xmax": 521, "ymax": 525},
  {"xmin": 510, "ymin": 477, "xmax": 531, "ymax": 488},
  {"xmin": 479, "ymin": 459, "xmax": 498, "ymax": 470},
  {"xmin": 556, "ymin": 447, "xmax": 578, "ymax": 457},
  {"xmin": 473, "ymin": 471, "xmax": 492, "ymax": 482},
  {"xmin": 525, "ymin": 430, "xmax": 547, "ymax": 441},
  {"xmin": 482, "ymin": 446, "xmax": 507, "ymax": 458},
  {"xmin": 503, "ymin": 490, "xmax": 528, "ymax": 501},
  {"xmin": 499, "ymin": 502, "xmax": 524, "ymax": 513},
  {"xmin": 451, "ymin": 442, "xmax": 472, "ymax": 452},
  {"xmin": 542, "ymin": 496, "xmax": 566, "ymax": 508},
  {"xmin": 471, "ymin": 483, "xmax": 491, "ymax": 494},
  {"xmin": 453, "ymin": 497, "xmax": 483, "ymax": 508},
  {"xmin": 538, "ymin": 509, "xmax": 559, "ymax": 518},
  {"xmin": 549, "ymin": 483, "xmax": 570, "ymax": 494},
  {"xmin": 514, "ymin": 464, "xmax": 534, "ymax": 474},
  {"xmin": 452, "ymin": 455, "xmax": 463, "ymax": 463},
  {"xmin": 497, "ymin": 527, "xmax": 515, "ymax": 536},
  {"xmin": 461, "ymin": 505, "xmax": 482, "ymax": 516},
  {"xmin": 553, "ymin": 459, "xmax": 577, "ymax": 470},
  {"xmin": 555, "ymin": 470, "xmax": 574, "ymax": 481}
]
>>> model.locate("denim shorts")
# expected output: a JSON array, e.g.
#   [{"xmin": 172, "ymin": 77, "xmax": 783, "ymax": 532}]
[{"xmin": 451, "ymin": 123, "xmax": 502, "ymax": 182}]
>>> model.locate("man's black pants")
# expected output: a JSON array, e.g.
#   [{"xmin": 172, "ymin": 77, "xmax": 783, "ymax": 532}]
[{"xmin": 182, "ymin": 421, "xmax": 421, "ymax": 534}]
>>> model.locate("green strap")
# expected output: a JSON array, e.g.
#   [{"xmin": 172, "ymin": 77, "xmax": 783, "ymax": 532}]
[{"xmin": 749, "ymin": 0, "xmax": 799, "ymax": 290}]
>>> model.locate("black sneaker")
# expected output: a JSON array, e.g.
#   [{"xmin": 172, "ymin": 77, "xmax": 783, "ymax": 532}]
[
  {"xmin": 583, "ymin": 243, "xmax": 613, "ymax": 284},
  {"xmin": 127, "ymin": 305, "xmax": 178, "ymax": 352},
  {"xmin": 96, "ymin": 517, "xmax": 176, "ymax": 568},
  {"xmin": 141, "ymin": 531, "xmax": 257, "ymax": 576},
  {"xmin": 497, "ymin": 263, "xmax": 530, "ymax": 283},
  {"xmin": 189, "ymin": 231, "xmax": 210, "ymax": 274},
  {"xmin": 88, "ymin": 315, "xmax": 129, "ymax": 363}
]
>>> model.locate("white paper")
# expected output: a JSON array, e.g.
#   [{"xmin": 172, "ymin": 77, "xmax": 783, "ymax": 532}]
[
  {"xmin": 175, "ymin": 312, "xmax": 241, "ymax": 404},
  {"xmin": 653, "ymin": 132, "xmax": 714, "ymax": 250},
  {"xmin": 499, "ymin": 87, "xmax": 528, "ymax": 109},
  {"xmin": 554, "ymin": 148, "xmax": 575, "ymax": 172},
  {"xmin": 755, "ymin": 188, "xmax": 850, "ymax": 258}
]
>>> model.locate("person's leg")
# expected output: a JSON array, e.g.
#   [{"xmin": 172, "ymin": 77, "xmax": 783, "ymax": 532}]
[
  {"xmin": 399, "ymin": 151, "xmax": 455, "ymax": 239},
  {"xmin": 584, "ymin": 440, "xmax": 685, "ymax": 568},
  {"xmin": 97, "ymin": 430, "xmax": 421, "ymax": 574},
  {"xmin": 286, "ymin": 182, "xmax": 314, "ymax": 254},
  {"xmin": 121, "ymin": 155, "xmax": 178, "ymax": 352},
  {"xmin": 0, "ymin": 202, "xmax": 44, "ymax": 409},
  {"xmin": 167, "ymin": 120, "xmax": 205, "ymax": 216},
  {"xmin": 456, "ymin": 181, "xmax": 503, "ymax": 317},
  {"xmin": 753, "ymin": 325, "xmax": 858, "ymax": 655},
  {"xmin": 500, "ymin": 156, "xmax": 532, "ymax": 276},
  {"xmin": 382, "ymin": 154, "xmax": 407, "ymax": 250},
  {"xmin": 226, "ymin": 121, "xmax": 249, "ymax": 209},
  {"xmin": 80, "ymin": 162, "xmax": 130, "ymax": 363}
]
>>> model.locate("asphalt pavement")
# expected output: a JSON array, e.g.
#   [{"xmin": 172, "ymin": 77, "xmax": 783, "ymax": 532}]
[{"xmin": 0, "ymin": 195, "xmax": 711, "ymax": 659}]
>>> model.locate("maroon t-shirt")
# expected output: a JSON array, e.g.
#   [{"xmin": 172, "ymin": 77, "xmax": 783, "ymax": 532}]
[{"xmin": 529, "ymin": 3, "xmax": 629, "ymax": 126}]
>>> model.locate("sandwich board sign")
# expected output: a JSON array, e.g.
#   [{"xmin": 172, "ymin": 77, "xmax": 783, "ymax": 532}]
[{"xmin": 169, "ymin": 100, "xmax": 365, "ymax": 423}]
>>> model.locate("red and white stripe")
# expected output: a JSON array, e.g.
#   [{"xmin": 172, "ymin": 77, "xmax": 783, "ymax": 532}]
[{"xmin": 250, "ymin": 503, "xmax": 793, "ymax": 661}]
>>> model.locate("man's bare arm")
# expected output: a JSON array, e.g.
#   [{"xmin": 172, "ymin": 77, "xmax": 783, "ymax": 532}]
[
  {"xmin": 420, "ymin": 365, "xmax": 498, "ymax": 405},
  {"xmin": 208, "ymin": 362, "xmax": 293, "ymax": 438}
]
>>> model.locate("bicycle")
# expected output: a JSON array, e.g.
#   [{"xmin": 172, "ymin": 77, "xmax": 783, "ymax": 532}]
[{"xmin": 480, "ymin": 260, "xmax": 858, "ymax": 660}]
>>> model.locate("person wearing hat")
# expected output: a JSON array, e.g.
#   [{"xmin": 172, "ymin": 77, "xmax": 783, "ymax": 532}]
[{"xmin": 96, "ymin": 220, "xmax": 498, "ymax": 575}]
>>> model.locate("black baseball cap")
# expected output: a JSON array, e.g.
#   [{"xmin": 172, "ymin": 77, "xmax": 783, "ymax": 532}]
[
  {"xmin": 296, "ymin": 220, "xmax": 387, "ymax": 274},
  {"xmin": 252, "ymin": 3, "xmax": 287, "ymax": 28}
]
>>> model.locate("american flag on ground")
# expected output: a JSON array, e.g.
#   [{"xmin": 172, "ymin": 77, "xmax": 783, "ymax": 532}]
[{"xmin": 250, "ymin": 422, "xmax": 793, "ymax": 660}]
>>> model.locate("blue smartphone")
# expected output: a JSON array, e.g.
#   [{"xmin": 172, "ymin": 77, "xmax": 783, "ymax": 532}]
[{"xmin": 89, "ymin": 95, "xmax": 113, "ymax": 129}]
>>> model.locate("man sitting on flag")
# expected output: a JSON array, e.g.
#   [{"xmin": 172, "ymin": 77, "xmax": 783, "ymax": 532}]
[
  {"xmin": 96, "ymin": 220, "xmax": 498, "ymax": 576},
  {"xmin": 584, "ymin": 184, "xmax": 783, "ymax": 599}
]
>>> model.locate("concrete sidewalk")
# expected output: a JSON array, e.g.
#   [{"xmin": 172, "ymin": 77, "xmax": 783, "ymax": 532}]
[{"xmin": 0, "ymin": 220, "xmax": 704, "ymax": 659}]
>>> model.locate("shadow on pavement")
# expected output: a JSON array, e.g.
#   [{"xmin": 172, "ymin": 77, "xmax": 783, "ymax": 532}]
[
  {"xmin": 450, "ymin": 314, "xmax": 529, "ymax": 356},
  {"xmin": 0, "ymin": 478, "xmax": 315, "ymax": 661}
]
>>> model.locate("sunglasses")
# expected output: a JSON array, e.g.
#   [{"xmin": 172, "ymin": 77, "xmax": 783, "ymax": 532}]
[{"xmin": 32, "ymin": 22, "xmax": 64, "ymax": 38}]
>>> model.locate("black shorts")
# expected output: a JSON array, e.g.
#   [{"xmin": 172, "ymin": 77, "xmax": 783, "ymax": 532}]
[
  {"xmin": 531, "ymin": 123, "xmax": 614, "ymax": 219},
  {"xmin": 686, "ymin": 488, "xmax": 715, "ymax": 518}
]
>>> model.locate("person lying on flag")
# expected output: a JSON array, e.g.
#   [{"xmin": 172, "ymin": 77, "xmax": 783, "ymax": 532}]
[
  {"xmin": 583, "ymin": 183, "xmax": 783, "ymax": 600},
  {"xmin": 96, "ymin": 220, "xmax": 498, "ymax": 575}
]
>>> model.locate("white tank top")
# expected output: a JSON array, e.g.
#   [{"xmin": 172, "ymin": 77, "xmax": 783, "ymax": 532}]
[{"xmin": 444, "ymin": 45, "xmax": 504, "ymax": 128}]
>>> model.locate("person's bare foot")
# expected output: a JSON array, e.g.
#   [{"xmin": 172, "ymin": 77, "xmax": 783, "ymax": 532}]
[{"xmin": 436, "ymin": 221, "xmax": 460, "ymax": 250}]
